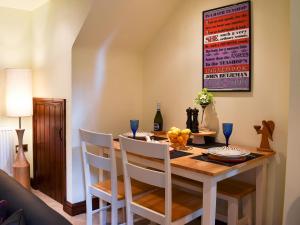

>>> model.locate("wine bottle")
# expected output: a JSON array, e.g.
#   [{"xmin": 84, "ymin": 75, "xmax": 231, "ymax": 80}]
[{"xmin": 154, "ymin": 103, "xmax": 163, "ymax": 131}]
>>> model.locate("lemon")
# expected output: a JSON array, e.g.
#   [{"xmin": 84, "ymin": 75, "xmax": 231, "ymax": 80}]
[
  {"xmin": 170, "ymin": 127, "xmax": 178, "ymax": 131},
  {"xmin": 174, "ymin": 129, "xmax": 181, "ymax": 135},
  {"xmin": 181, "ymin": 129, "xmax": 191, "ymax": 134}
]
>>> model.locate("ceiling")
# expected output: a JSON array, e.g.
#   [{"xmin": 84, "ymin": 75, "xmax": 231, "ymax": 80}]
[
  {"xmin": 74, "ymin": 0, "xmax": 181, "ymax": 51},
  {"xmin": 0, "ymin": 0, "xmax": 48, "ymax": 11}
]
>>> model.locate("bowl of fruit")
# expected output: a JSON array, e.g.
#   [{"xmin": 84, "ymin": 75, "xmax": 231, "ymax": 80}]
[{"xmin": 167, "ymin": 127, "xmax": 191, "ymax": 150}]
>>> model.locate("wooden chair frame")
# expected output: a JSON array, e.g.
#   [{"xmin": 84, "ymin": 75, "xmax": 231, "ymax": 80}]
[
  {"xmin": 80, "ymin": 129, "xmax": 125, "ymax": 225},
  {"xmin": 119, "ymin": 135, "xmax": 203, "ymax": 225},
  {"xmin": 173, "ymin": 177, "xmax": 254, "ymax": 225}
]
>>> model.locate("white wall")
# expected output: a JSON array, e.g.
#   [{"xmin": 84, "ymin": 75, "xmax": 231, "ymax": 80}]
[
  {"xmin": 0, "ymin": 7, "xmax": 33, "ymax": 175},
  {"xmin": 283, "ymin": 0, "xmax": 300, "ymax": 224},
  {"xmin": 72, "ymin": 48, "xmax": 143, "ymax": 142},
  {"xmin": 71, "ymin": 0, "xmax": 180, "ymax": 203},
  {"xmin": 142, "ymin": 0, "xmax": 290, "ymax": 224},
  {"xmin": 71, "ymin": 47, "xmax": 143, "ymax": 202},
  {"xmin": 31, "ymin": 0, "xmax": 92, "ymax": 203}
]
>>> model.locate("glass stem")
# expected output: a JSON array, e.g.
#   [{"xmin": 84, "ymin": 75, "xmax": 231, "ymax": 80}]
[
  {"xmin": 226, "ymin": 138, "xmax": 229, "ymax": 147},
  {"xmin": 201, "ymin": 108, "xmax": 205, "ymax": 125}
]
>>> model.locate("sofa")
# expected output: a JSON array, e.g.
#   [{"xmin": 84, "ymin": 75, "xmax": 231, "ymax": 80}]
[{"xmin": 0, "ymin": 170, "xmax": 72, "ymax": 225}]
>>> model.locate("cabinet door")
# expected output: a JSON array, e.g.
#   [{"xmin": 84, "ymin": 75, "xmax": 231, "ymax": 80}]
[{"xmin": 33, "ymin": 98, "xmax": 66, "ymax": 204}]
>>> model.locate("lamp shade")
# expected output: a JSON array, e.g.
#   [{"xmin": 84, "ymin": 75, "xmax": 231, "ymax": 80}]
[{"xmin": 5, "ymin": 69, "xmax": 33, "ymax": 117}]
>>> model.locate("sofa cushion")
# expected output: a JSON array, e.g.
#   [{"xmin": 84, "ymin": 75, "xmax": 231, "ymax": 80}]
[
  {"xmin": 0, "ymin": 200, "xmax": 8, "ymax": 223},
  {"xmin": 2, "ymin": 209, "xmax": 26, "ymax": 225}
]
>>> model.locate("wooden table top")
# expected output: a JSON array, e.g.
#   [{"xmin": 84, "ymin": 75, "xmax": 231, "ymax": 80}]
[{"xmin": 113, "ymin": 140, "xmax": 275, "ymax": 177}]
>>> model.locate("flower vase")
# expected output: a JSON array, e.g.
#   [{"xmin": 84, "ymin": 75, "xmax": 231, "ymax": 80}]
[{"xmin": 200, "ymin": 104, "xmax": 209, "ymax": 131}]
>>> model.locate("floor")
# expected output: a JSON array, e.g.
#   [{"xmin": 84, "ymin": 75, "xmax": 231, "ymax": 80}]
[
  {"xmin": 33, "ymin": 190, "xmax": 226, "ymax": 225},
  {"xmin": 33, "ymin": 190, "xmax": 88, "ymax": 225}
]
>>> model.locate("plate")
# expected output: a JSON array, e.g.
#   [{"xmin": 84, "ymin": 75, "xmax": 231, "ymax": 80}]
[
  {"xmin": 208, "ymin": 146, "xmax": 250, "ymax": 158},
  {"xmin": 208, "ymin": 154, "xmax": 247, "ymax": 163},
  {"xmin": 123, "ymin": 132, "xmax": 154, "ymax": 138}
]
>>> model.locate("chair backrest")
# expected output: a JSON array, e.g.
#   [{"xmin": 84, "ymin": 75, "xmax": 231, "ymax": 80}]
[
  {"xmin": 119, "ymin": 135, "xmax": 172, "ymax": 224},
  {"xmin": 80, "ymin": 129, "xmax": 118, "ymax": 201}
]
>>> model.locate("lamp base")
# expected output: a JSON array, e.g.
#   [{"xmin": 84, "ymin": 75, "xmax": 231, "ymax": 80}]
[
  {"xmin": 13, "ymin": 162, "xmax": 30, "ymax": 190},
  {"xmin": 13, "ymin": 129, "xmax": 31, "ymax": 190}
]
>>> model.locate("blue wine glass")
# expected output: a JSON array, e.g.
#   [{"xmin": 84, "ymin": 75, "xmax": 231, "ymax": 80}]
[
  {"xmin": 130, "ymin": 120, "xmax": 139, "ymax": 139},
  {"xmin": 223, "ymin": 123, "xmax": 233, "ymax": 147}
]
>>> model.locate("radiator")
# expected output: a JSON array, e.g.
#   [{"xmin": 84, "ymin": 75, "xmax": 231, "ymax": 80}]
[{"xmin": 0, "ymin": 128, "xmax": 15, "ymax": 175}]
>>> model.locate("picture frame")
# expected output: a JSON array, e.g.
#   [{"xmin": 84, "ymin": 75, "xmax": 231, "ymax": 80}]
[{"xmin": 202, "ymin": 1, "xmax": 251, "ymax": 92}]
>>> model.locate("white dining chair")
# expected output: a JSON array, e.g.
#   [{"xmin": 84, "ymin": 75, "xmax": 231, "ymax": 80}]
[
  {"xmin": 173, "ymin": 175, "xmax": 255, "ymax": 225},
  {"xmin": 119, "ymin": 135, "xmax": 203, "ymax": 225},
  {"xmin": 80, "ymin": 129, "xmax": 155, "ymax": 225}
]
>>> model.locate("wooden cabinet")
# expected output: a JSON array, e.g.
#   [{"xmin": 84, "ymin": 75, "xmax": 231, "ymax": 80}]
[{"xmin": 33, "ymin": 98, "xmax": 66, "ymax": 204}]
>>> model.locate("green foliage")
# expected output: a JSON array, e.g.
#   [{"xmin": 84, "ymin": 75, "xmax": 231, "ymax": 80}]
[{"xmin": 194, "ymin": 88, "xmax": 214, "ymax": 105}]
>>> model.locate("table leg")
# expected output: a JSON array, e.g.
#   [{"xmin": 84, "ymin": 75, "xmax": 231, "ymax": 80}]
[
  {"xmin": 202, "ymin": 179, "xmax": 217, "ymax": 225},
  {"xmin": 256, "ymin": 163, "xmax": 267, "ymax": 225}
]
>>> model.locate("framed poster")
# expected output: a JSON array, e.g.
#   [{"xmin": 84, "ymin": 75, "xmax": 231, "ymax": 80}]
[{"xmin": 202, "ymin": 1, "xmax": 251, "ymax": 92}]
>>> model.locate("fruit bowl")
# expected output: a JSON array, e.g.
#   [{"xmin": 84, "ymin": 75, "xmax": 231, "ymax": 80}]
[{"xmin": 167, "ymin": 127, "xmax": 191, "ymax": 150}]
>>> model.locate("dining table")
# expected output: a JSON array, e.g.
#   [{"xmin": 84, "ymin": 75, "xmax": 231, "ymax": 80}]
[{"xmin": 112, "ymin": 136, "xmax": 275, "ymax": 225}]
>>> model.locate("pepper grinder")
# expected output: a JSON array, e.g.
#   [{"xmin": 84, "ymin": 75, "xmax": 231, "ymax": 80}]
[
  {"xmin": 186, "ymin": 107, "xmax": 193, "ymax": 129},
  {"xmin": 191, "ymin": 108, "xmax": 199, "ymax": 133}
]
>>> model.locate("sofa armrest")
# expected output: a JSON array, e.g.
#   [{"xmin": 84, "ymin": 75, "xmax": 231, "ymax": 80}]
[{"xmin": 0, "ymin": 170, "xmax": 71, "ymax": 225}]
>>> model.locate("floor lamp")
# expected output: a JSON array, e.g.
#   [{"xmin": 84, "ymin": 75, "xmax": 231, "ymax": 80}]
[{"xmin": 5, "ymin": 69, "xmax": 33, "ymax": 190}]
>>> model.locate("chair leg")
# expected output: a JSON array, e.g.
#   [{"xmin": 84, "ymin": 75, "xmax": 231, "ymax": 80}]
[
  {"xmin": 86, "ymin": 194, "xmax": 93, "ymax": 225},
  {"xmin": 111, "ymin": 205, "xmax": 118, "ymax": 225},
  {"xmin": 242, "ymin": 194, "xmax": 253, "ymax": 225},
  {"xmin": 125, "ymin": 205, "xmax": 134, "ymax": 225},
  {"xmin": 99, "ymin": 200, "xmax": 107, "ymax": 225},
  {"xmin": 228, "ymin": 198, "xmax": 239, "ymax": 225}
]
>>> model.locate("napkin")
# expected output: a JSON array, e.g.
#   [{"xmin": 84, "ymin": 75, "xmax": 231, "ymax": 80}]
[{"xmin": 145, "ymin": 136, "xmax": 159, "ymax": 143}]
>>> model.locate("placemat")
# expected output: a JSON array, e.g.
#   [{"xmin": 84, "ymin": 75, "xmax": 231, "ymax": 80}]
[
  {"xmin": 170, "ymin": 150, "xmax": 193, "ymax": 159},
  {"xmin": 150, "ymin": 136, "xmax": 167, "ymax": 141},
  {"xmin": 191, "ymin": 153, "xmax": 263, "ymax": 167},
  {"xmin": 187, "ymin": 139, "xmax": 226, "ymax": 149}
]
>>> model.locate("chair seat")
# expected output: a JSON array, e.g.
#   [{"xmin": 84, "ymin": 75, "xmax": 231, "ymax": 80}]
[
  {"xmin": 173, "ymin": 175, "xmax": 255, "ymax": 199},
  {"xmin": 93, "ymin": 176, "xmax": 155, "ymax": 200},
  {"xmin": 217, "ymin": 179, "xmax": 255, "ymax": 199},
  {"xmin": 133, "ymin": 187, "xmax": 203, "ymax": 222}
]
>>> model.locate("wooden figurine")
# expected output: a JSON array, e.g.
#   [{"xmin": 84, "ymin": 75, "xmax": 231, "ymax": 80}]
[{"xmin": 254, "ymin": 120, "xmax": 275, "ymax": 152}]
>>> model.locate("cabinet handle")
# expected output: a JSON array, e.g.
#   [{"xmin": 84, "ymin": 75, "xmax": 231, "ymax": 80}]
[{"xmin": 59, "ymin": 128, "xmax": 63, "ymax": 141}]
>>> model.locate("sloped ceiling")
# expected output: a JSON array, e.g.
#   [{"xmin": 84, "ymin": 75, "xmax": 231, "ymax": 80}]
[
  {"xmin": 74, "ymin": 0, "xmax": 181, "ymax": 51},
  {"xmin": 0, "ymin": 0, "xmax": 48, "ymax": 11}
]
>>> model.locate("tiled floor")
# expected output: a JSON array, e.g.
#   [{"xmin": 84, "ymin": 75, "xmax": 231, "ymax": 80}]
[
  {"xmin": 33, "ymin": 190, "xmax": 89, "ymax": 225},
  {"xmin": 33, "ymin": 190, "xmax": 226, "ymax": 225}
]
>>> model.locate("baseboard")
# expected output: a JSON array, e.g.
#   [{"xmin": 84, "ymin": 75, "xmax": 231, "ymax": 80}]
[{"xmin": 63, "ymin": 198, "xmax": 99, "ymax": 216}]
